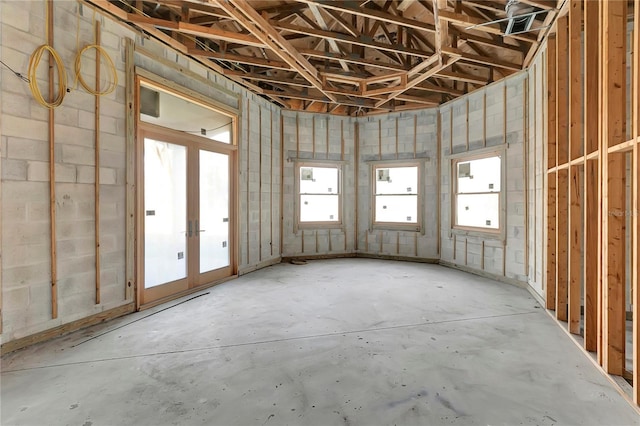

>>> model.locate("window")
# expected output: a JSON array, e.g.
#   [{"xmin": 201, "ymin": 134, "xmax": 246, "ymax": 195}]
[
  {"xmin": 297, "ymin": 164, "xmax": 341, "ymax": 224},
  {"xmin": 373, "ymin": 164, "xmax": 419, "ymax": 226},
  {"xmin": 454, "ymin": 155, "xmax": 501, "ymax": 230}
]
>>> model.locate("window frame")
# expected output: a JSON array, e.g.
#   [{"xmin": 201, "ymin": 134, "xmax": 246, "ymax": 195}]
[
  {"xmin": 370, "ymin": 161, "xmax": 423, "ymax": 232},
  {"xmin": 451, "ymin": 150, "xmax": 504, "ymax": 235},
  {"xmin": 294, "ymin": 161, "xmax": 344, "ymax": 230}
]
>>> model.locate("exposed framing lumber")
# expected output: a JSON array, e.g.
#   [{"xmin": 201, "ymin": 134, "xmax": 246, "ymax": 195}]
[
  {"xmin": 555, "ymin": 15, "xmax": 569, "ymax": 322},
  {"xmin": 272, "ymin": 21, "xmax": 434, "ymax": 59},
  {"xmin": 582, "ymin": 0, "xmax": 599, "ymax": 352},
  {"xmin": 567, "ymin": 0, "xmax": 582, "ymax": 335},
  {"xmin": 296, "ymin": 0, "xmax": 436, "ymax": 33},
  {"xmin": 94, "ymin": 21, "xmax": 102, "ymax": 305},
  {"xmin": 442, "ymin": 46, "xmax": 522, "ymax": 71},
  {"xmin": 633, "ymin": 0, "xmax": 640, "ymax": 405},
  {"xmin": 124, "ymin": 13, "xmax": 265, "ymax": 46},
  {"xmin": 211, "ymin": 0, "xmax": 338, "ymax": 102},
  {"xmin": 48, "ymin": 0, "xmax": 58, "ymax": 319},
  {"xmin": 437, "ymin": 9, "xmax": 538, "ymax": 43},
  {"xmin": 601, "ymin": 0, "xmax": 626, "ymax": 376}
]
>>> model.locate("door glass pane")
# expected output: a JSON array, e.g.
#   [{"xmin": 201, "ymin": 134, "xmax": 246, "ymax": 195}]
[
  {"xmin": 200, "ymin": 150, "xmax": 230, "ymax": 273},
  {"xmin": 144, "ymin": 138, "xmax": 187, "ymax": 288}
]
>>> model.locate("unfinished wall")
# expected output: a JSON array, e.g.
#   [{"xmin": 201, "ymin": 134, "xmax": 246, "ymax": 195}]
[
  {"xmin": 356, "ymin": 110, "xmax": 439, "ymax": 260},
  {"xmin": 281, "ymin": 112, "xmax": 356, "ymax": 257},
  {"xmin": 0, "ymin": 0, "xmax": 280, "ymax": 345},
  {"xmin": 439, "ymin": 74, "xmax": 528, "ymax": 284},
  {"xmin": 527, "ymin": 43, "xmax": 548, "ymax": 297}
]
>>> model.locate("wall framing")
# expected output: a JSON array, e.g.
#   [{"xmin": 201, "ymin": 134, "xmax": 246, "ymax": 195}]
[{"xmin": 545, "ymin": 0, "xmax": 640, "ymax": 406}]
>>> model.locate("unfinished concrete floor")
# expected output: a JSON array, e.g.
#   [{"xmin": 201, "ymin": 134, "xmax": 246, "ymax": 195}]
[{"xmin": 2, "ymin": 259, "xmax": 638, "ymax": 425}]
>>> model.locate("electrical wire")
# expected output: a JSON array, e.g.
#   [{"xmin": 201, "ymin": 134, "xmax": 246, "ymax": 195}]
[
  {"xmin": 28, "ymin": 44, "xmax": 68, "ymax": 109},
  {"xmin": 74, "ymin": 44, "xmax": 118, "ymax": 95},
  {"xmin": 0, "ymin": 59, "xmax": 30, "ymax": 83}
]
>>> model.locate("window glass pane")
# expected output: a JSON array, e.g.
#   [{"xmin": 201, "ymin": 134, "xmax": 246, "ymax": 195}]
[
  {"xmin": 375, "ymin": 166, "xmax": 418, "ymax": 194},
  {"xmin": 375, "ymin": 195, "xmax": 417, "ymax": 223},
  {"xmin": 140, "ymin": 82, "xmax": 232, "ymax": 143},
  {"xmin": 300, "ymin": 194, "xmax": 339, "ymax": 222},
  {"xmin": 300, "ymin": 167, "xmax": 338, "ymax": 194},
  {"xmin": 456, "ymin": 193, "xmax": 500, "ymax": 229},
  {"xmin": 457, "ymin": 156, "xmax": 501, "ymax": 193}
]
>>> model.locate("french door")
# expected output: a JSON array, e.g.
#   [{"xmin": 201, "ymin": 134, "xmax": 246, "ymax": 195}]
[{"xmin": 138, "ymin": 126, "xmax": 236, "ymax": 307}]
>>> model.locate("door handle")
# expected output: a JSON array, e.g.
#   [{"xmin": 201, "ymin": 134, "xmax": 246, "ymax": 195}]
[
  {"xmin": 188, "ymin": 220, "xmax": 193, "ymax": 237},
  {"xmin": 195, "ymin": 220, "xmax": 206, "ymax": 236}
]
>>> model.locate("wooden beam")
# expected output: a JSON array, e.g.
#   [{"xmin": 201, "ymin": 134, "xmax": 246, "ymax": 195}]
[
  {"xmin": 567, "ymin": 0, "xmax": 582, "ymax": 336},
  {"xmin": 633, "ymin": 0, "xmax": 640, "ymax": 405},
  {"xmin": 546, "ymin": 35, "xmax": 557, "ymax": 312},
  {"xmin": 442, "ymin": 46, "xmax": 522, "ymax": 71},
  {"xmin": 223, "ymin": 70, "xmax": 312, "ymax": 88},
  {"xmin": 298, "ymin": 48, "xmax": 407, "ymax": 71},
  {"xmin": 307, "ymin": 3, "xmax": 350, "ymax": 71},
  {"xmin": 211, "ymin": 0, "xmax": 338, "ymax": 102},
  {"xmin": 555, "ymin": 15, "xmax": 569, "ymax": 322},
  {"xmin": 601, "ymin": 0, "xmax": 627, "ymax": 377},
  {"xmin": 374, "ymin": 55, "xmax": 455, "ymax": 108},
  {"xmin": 436, "ymin": 69, "xmax": 488, "ymax": 85},
  {"xmin": 125, "ymin": 13, "xmax": 266, "ymax": 47},
  {"xmin": 583, "ymin": 0, "xmax": 598, "ymax": 352},
  {"xmin": 437, "ymin": 9, "xmax": 538, "ymax": 43},
  {"xmin": 295, "ymin": 0, "xmax": 436, "ymax": 33},
  {"xmin": 188, "ymin": 48, "xmax": 292, "ymax": 70},
  {"xmin": 272, "ymin": 21, "xmax": 433, "ymax": 59}
]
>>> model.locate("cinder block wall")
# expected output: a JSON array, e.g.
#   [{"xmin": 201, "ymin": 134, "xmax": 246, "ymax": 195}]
[
  {"xmin": 439, "ymin": 74, "xmax": 529, "ymax": 285},
  {"xmin": 0, "ymin": 1, "xmax": 281, "ymax": 344},
  {"xmin": 527, "ymin": 44, "xmax": 548, "ymax": 297},
  {"xmin": 356, "ymin": 111, "xmax": 439, "ymax": 259}
]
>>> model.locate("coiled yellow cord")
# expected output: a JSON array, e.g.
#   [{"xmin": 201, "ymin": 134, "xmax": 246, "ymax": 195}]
[
  {"xmin": 74, "ymin": 44, "xmax": 118, "ymax": 96},
  {"xmin": 28, "ymin": 44, "xmax": 68, "ymax": 109}
]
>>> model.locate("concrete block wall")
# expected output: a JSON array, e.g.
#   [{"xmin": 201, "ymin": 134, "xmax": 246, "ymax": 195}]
[
  {"xmin": 0, "ymin": 1, "xmax": 281, "ymax": 344},
  {"xmin": 440, "ymin": 74, "xmax": 529, "ymax": 284},
  {"xmin": 238, "ymin": 97, "xmax": 282, "ymax": 273},
  {"xmin": 1, "ymin": 1, "xmax": 133, "ymax": 342},
  {"xmin": 281, "ymin": 112, "xmax": 356, "ymax": 257},
  {"xmin": 356, "ymin": 110, "xmax": 439, "ymax": 259},
  {"xmin": 527, "ymin": 44, "xmax": 548, "ymax": 297}
]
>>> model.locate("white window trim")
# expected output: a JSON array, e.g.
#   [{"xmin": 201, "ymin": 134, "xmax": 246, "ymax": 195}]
[
  {"xmin": 370, "ymin": 161, "xmax": 424, "ymax": 232},
  {"xmin": 294, "ymin": 161, "xmax": 344, "ymax": 231},
  {"xmin": 451, "ymin": 150, "xmax": 505, "ymax": 237}
]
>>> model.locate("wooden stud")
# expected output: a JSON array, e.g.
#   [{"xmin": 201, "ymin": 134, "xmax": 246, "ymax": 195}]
[
  {"xmin": 482, "ymin": 91, "xmax": 487, "ymax": 148},
  {"xmin": 258, "ymin": 106, "xmax": 263, "ymax": 262},
  {"xmin": 413, "ymin": 115, "xmax": 417, "ymax": 159},
  {"xmin": 378, "ymin": 119, "xmax": 382, "ymax": 160},
  {"xmin": 246, "ymin": 98, "xmax": 251, "ymax": 266},
  {"xmin": 601, "ymin": 0, "xmax": 627, "ymax": 376},
  {"xmin": 354, "ymin": 122, "xmax": 359, "ymax": 252},
  {"xmin": 555, "ymin": 15, "xmax": 569, "ymax": 323},
  {"xmin": 633, "ymin": 0, "xmax": 640, "ymax": 404},
  {"xmin": 395, "ymin": 117, "xmax": 399, "ymax": 160},
  {"xmin": 567, "ymin": 0, "xmax": 582, "ymax": 335},
  {"xmin": 270, "ymin": 109, "xmax": 274, "ymax": 257},
  {"xmin": 280, "ymin": 114, "xmax": 285, "ymax": 256},
  {"xmin": 583, "ymin": 0, "xmax": 599, "ymax": 352},
  {"xmin": 48, "ymin": 0, "xmax": 58, "ymax": 319},
  {"xmin": 556, "ymin": 169, "xmax": 569, "ymax": 322},
  {"xmin": 94, "ymin": 20, "xmax": 102, "ymax": 305},
  {"xmin": 465, "ymin": 98, "xmax": 469, "ymax": 151}
]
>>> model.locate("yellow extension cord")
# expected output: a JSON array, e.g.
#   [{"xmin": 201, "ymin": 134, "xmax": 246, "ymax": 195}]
[
  {"xmin": 28, "ymin": 44, "xmax": 67, "ymax": 109},
  {"xmin": 74, "ymin": 43, "xmax": 118, "ymax": 96}
]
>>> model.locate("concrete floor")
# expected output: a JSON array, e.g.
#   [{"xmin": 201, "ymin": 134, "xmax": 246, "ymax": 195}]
[{"xmin": 2, "ymin": 259, "xmax": 638, "ymax": 425}]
